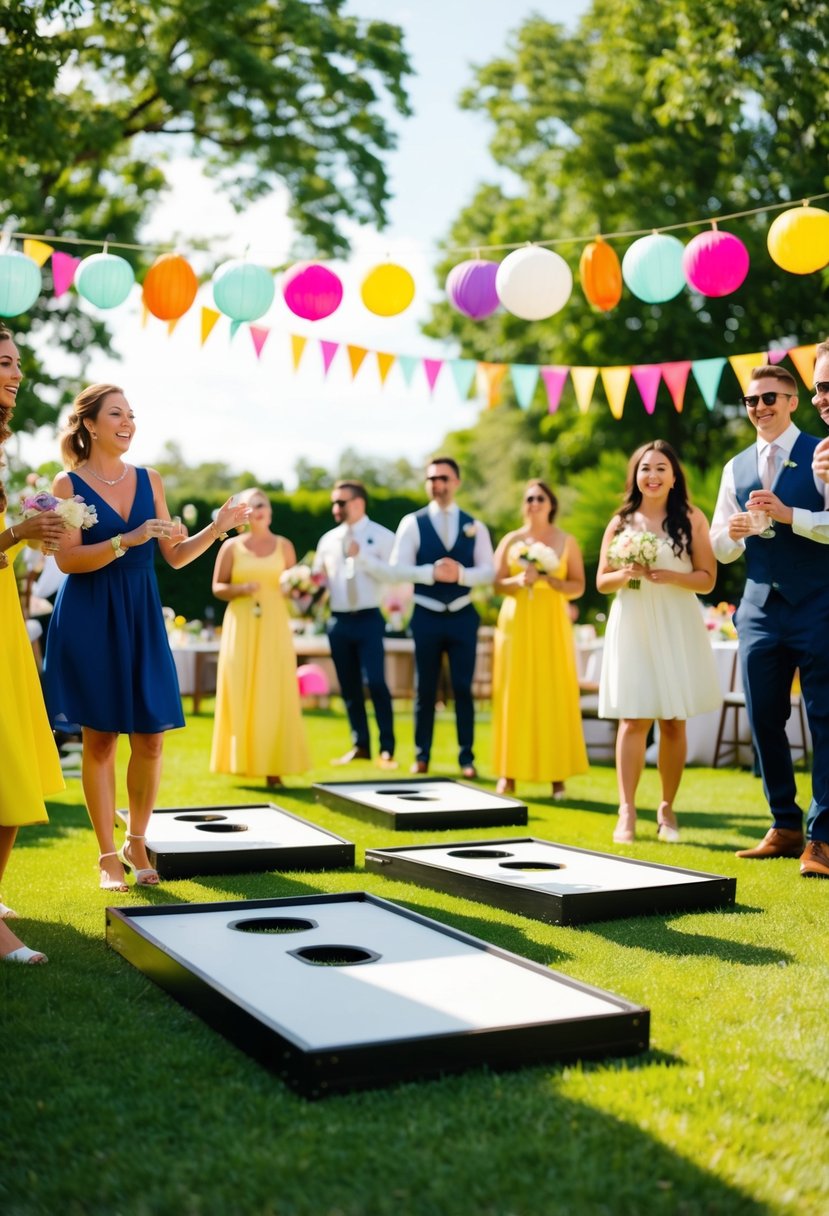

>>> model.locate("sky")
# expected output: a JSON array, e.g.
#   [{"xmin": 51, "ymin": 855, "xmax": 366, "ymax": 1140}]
[{"xmin": 18, "ymin": 0, "xmax": 588, "ymax": 488}]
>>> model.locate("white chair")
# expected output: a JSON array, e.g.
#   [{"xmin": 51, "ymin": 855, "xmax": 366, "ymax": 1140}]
[{"xmin": 713, "ymin": 652, "xmax": 808, "ymax": 770}]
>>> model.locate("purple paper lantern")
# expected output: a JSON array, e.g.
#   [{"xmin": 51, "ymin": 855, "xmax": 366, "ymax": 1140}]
[
  {"xmin": 445, "ymin": 259, "xmax": 500, "ymax": 320},
  {"xmin": 683, "ymin": 229, "xmax": 750, "ymax": 297},
  {"xmin": 282, "ymin": 262, "xmax": 343, "ymax": 321}
]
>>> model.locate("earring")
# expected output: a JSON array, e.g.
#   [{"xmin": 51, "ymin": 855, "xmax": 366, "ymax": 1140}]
[{"xmin": 90, "ymin": 432, "xmax": 97, "ymax": 440}]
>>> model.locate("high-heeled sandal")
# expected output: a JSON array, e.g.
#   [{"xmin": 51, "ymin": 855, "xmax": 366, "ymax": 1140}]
[
  {"xmin": 495, "ymin": 778, "xmax": 515, "ymax": 796},
  {"xmin": 657, "ymin": 806, "xmax": 681, "ymax": 843},
  {"xmin": 0, "ymin": 899, "xmax": 19, "ymax": 919},
  {"xmin": 118, "ymin": 835, "xmax": 159, "ymax": 886},
  {"xmin": 2, "ymin": 944, "xmax": 47, "ymax": 964},
  {"xmin": 98, "ymin": 851, "xmax": 129, "ymax": 892},
  {"xmin": 612, "ymin": 807, "xmax": 636, "ymax": 844}
]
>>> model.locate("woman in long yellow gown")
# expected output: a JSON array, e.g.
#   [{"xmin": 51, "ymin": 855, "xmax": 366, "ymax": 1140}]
[
  {"xmin": 492, "ymin": 480, "xmax": 588, "ymax": 799},
  {"xmin": 0, "ymin": 324, "xmax": 65, "ymax": 963},
  {"xmin": 210, "ymin": 488, "xmax": 310, "ymax": 781}
]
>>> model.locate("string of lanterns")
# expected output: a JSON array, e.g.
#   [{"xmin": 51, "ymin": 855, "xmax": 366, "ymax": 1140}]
[{"xmin": 0, "ymin": 197, "xmax": 828, "ymax": 323}]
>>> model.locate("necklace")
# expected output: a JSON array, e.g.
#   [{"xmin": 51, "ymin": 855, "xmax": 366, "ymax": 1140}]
[{"xmin": 85, "ymin": 463, "xmax": 130, "ymax": 486}]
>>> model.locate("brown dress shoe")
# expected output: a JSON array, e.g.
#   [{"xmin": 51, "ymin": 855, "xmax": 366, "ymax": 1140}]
[
  {"xmin": 410, "ymin": 760, "xmax": 429, "ymax": 775},
  {"xmin": 800, "ymin": 840, "xmax": 829, "ymax": 878},
  {"xmin": 735, "ymin": 827, "xmax": 805, "ymax": 859},
  {"xmin": 331, "ymin": 746, "xmax": 371, "ymax": 765}
]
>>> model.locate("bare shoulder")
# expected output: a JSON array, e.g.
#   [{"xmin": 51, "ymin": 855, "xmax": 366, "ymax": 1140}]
[{"xmin": 52, "ymin": 470, "xmax": 75, "ymax": 498}]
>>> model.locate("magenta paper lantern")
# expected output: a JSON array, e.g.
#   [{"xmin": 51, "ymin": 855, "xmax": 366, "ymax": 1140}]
[
  {"xmin": 445, "ymin": 259, "xmax": 500, "ymax": 319},
  {"xmin": 683, "ymin": 229, "xmax": 750, "ymax": 297},
  {"xmin": 282, "ymin": 262, "xmax": 343, "ymax": 321}
]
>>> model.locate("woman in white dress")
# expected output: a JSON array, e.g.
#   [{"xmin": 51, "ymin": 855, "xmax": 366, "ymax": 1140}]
[{"xmin": 597, "ymin": 440, "xmax": 721, "ymax": 844}]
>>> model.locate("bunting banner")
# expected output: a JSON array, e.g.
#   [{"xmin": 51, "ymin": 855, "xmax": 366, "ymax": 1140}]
[{"xmin": 600, "ymin": 366, "xmax": 631, "ymax": 420}]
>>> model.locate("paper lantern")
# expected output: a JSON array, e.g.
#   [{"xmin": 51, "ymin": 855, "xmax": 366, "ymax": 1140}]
[
  {"xmin": 361, "ymin": 263, "xmax": 415, "ymax": 316},
  {"xmin": 282, "ymin": 262, "xmax": 343, "ymax": 321},
  {"xmin": 767, "ymin": 205, "xmax": 829, "ymax": 274},
  {"xmin": 212, "ymin": 259, "xmax": 275, "ymax": 322},
  {"xmin": 683, "ymin": 229, "xmax": 749, "ymax": 297},
  {"xmin": 622, "ymin": 233, "xmax": 686, "ymax": 303},
  {"xmin": 579, "ymin": 239, "xmax": 622, "ymax": 311},
  {"xmin": 75, "ymin": 252, "xmax": 135, "ymax": 309},
  {"xmin": 495, "ymin": 247, "xmax": 573, "ymax": 321},
  {"xmin": 0, "ymin": 252, "xmax": 41, "ymax": 316},
  {"xmin": 445, "ymin": 259, "xmax": 500, "ymax": 319},
  {"xmin": 142, "ymin": 253, "xmax": 198, "ymax": 320},
  {"xmin": 297, "ymin": 663, "xmax": 330, "ymax": 697}
]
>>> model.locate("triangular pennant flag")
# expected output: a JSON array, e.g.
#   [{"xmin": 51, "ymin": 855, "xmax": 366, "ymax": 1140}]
[
  {"xmin": 23, "ymin": 238, "xmax": 54, "ymax": 267},
  {"xmin": 51, "ymin": 251, "xmax": 81, "ymax": 296},
  {"xmin": 728, "ymin": 351, "xmax": 765, "ymax": 392},
  {"xmin": 167, "ymin": 318, "xmax": 180, "ymax": 336},
  {"xmin": 631, "ymin": 365, "xmax": 661, "ymax": 415},
  {"xmin": 540, "ymin": 366, "xmax": 569, "ymax": 413},
  {"xmin": 691, "ymin": 356, "xmax": 726, "ymax": 411},
  {"xmin": 376, "ymin": 351, "xmax": 395, "ymax": 384},
  {"xmin": 787, "ymin": 343, "xmax": 817, "ymax": 389},
  {"xmin": 320, "ymin": 340, "xmax": 339, "ymax": 376},
  {"xmin": 347, "ymin": 345, "xmax": 368, "ymax": 378},
  {"xmin": 230, "ymin": 320, "xmax": 242, "ymax": 340},
  {"xmin": 661, "ymin": 360, "xmax": 691, "ymax": 413},
  {"xmin": 200, "ymin": 307, "xmax": 221, "ymax": 346},
  {"xmin": 510, "ymin": 363, "xmax": 540, "ymax": 410},
  {"xmin": 398, "ymin": 354, "xmax": 419, "ymax": 386},
  {"xmin": 477, "ymin": 362, "xmax": 508, "ymax": 408},
  {"xmin": 423, "ymin": 358, "xmax": 444, "ymax": 393},
  {"xmin": 250, "ymin": 325, "xmax": 270, "ymax": 359},
  {"xmin": 449, "ymin": 358, "xmax": 477, "ymax": 400},
  {"xmin": 290, "ymin": 334, "xmax": 307, "ymax": 370},
  {"xmin": 141, "ymin": 302, "xmax": 150, "ymax": 327},
  {"xmin": 600, "ymin": 366, "xmax": 631, "ymax": 420},
  {"xmin": 767, "ymin": 345, "xmax": 793, "ymax": 365},
  {"xmin": 570, "ymin": 366, "xmax": 598, "ymax": 415}
]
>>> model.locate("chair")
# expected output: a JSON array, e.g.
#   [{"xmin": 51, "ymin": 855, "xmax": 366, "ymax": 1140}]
[
  {"xmin": 713, "ymin": 652, "xmax": 809, "ymax": 769},
  {"xmin": 578, "ymin": 641, "xmax": 616, "ymax": 762}
]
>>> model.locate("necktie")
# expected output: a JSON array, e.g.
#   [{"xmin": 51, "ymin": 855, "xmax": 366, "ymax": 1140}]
[
  {"xmin": 762, "ymin": 443, "xmax": 780, "ymax": 490},
  {"xmin": 344, "ymin": 528, "xmax": 358, "ymax": 609}
]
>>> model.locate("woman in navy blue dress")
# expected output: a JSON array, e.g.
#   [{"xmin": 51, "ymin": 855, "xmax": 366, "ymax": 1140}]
[{"xmin": 44, "ymin": 384, "xmax": 249, "ymax": 891}]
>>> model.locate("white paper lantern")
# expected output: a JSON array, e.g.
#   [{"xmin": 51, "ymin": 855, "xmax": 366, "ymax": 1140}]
[{"xmin": 495, "ymin": 247, "xmax": 573, "ymax": 320}]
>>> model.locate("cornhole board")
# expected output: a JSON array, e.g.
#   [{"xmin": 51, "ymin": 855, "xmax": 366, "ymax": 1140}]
[
  {"xmin": 312, "ymin": 778, "xmax": 527, "ymax": 831},
  {"xmin": 105, "ymin": 891, "xmax": 649, "ymax": 1098},
  {"xmin": 365, "ymin": 838, "xmax": 737, "ymax": 925},
  {"xmin": 115, "ymin": 804, "xmax": 354, "ymax": 879}
]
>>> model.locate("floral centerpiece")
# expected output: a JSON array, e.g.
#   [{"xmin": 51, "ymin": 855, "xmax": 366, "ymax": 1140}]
[
  {"xmin": 20, "ymin": 490, "xmax": 98, "ymax": 550},
  {"xmin": 280, "ymin": 552, "xmax": 329, "ymax": 628},
  {"xmin": 607, "ymin": 528, "xmax": 660, "ymax": 590},
  {"xmin": 703, "ymin": 601, "xmax": 737, "ymax": 641},
  {"xmin": 508, "ymin": 539, "xmax": 560, "ymax": 575}
]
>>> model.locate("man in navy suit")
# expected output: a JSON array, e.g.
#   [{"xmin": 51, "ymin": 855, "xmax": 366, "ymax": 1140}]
[
  {"xmin": 391, "ymin": 457, "xmax": 494, "ymax": 778},
  {"xmin": 711, "ymin": 363, "xmax": 829, "ymax": 877}
]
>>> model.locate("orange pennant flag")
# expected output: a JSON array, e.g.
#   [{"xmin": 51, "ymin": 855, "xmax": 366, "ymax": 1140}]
[
  {"xmin": 200, "ymin": 307, "xmax": 221, "ymax": 346},
  {"xmin": 23, "ymin": 238, "xmax": 54, "ymax": 267},
  {"xmin": 347, "ymin": 345, "xmax": 369, "ymax": 378},
  {"xmin": 787, "ymin": 343, "xmax": 817, "ymax": 389},
  {"xmin": 570, "ymin": 366, "xmax": 598, "ymax": 415},
  {"xmin": 728, "ymin": 352, "xmax": 765, "ymax": 392},
  {"xmin": 600, "ymin": 366, "xmax": 631, "ymax": 420},
  {"xmin": 477, "ymin": 362, "xmax": 508, "ymax": 408},
  {"xmin": 376, "ymin": 351, "xmax": 395, "ymax": 384},
  {"xmin": 290, "ymin": 335, "xmax": 307, "ymax": 370}
]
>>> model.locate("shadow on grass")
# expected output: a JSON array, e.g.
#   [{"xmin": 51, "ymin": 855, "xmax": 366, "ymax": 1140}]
[{"xmin": 585, "ymin": 915, "xmax": 792, "ymax": 966}]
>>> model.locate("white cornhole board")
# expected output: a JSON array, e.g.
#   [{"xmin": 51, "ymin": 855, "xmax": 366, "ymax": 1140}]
[
  {"xmin": 115, "ymin": 804, "xmax": 354, "ymax": 878},
  {"xmin": 106, "ymin": 892, "xmax": 649, "ymax": 1097},
  {"xmin": 366, "ymin": 838, "xmax": 737, "ymax": 925},
  {"xmin": 313, "ymin": 778, "xmax": 527, "ymax": 830}
]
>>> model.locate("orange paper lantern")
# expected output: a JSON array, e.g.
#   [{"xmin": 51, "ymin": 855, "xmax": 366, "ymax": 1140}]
[
  {"xmin": 579, "ymin": 239, "xmax": 622, "ymax": 311},
  {"xmin": 142, "ymin": 253, "xmax": 198, "ymax": 320}
]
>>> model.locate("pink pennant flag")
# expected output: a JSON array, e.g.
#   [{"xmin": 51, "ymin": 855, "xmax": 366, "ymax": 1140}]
[
  {"xmin": 250, "ymin": 326, "xmax": 270, "ymax": 359},
  {"xmin": 767, "ymin": 345, "xmax": 793, "ymax": 365},
  {"xmin": 631, "ymin": 365, "xmax": 662, "ymax": 415},
  {"xmin": 660, "ymin": 360, "xmax": 692, "ymax": 413},
  {"xmin": 423, "ymin": 358, "xmax": 444, "ymax": 393},
  {"xmin": 52, "ymin": 251, "xmax": 81, "ymax": 297},
  {"xmin": 320, "ymin": 340, "xmax": 339, "ymax": 376},
  {"xmin": 540, "ymin": 366, "xmax": 569, "ymax": 413}
]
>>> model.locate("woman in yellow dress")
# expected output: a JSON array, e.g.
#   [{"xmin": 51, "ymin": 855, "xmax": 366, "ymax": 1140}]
[
  {"xmin": 0, "ymin": 324, "xmax": 65, "ymax": 964},
  {"xmin": 210, "ymin": 488, "xmax": 310, "ymax": 782},
  {"xmin": 492, "ymin": 479, "xmax": 588, "ymax": 799}
]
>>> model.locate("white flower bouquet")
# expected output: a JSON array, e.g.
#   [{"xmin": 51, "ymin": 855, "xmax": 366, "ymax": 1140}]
[
  {"xmin": 509, "ymin": 539, "xmax": 560, "ymax": 575},
  {"xmin": 20, "ymin": 491, "xmax": 98, "ymax": 550},
  {"xmin": 607, "ymin": 528, "xmax": 660, "ymax": 590}
]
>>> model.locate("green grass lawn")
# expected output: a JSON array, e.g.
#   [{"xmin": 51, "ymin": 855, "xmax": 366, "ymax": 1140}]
[{"xmin": 3, "ymin": 701, "xmax": 828, "ymax": 1216}]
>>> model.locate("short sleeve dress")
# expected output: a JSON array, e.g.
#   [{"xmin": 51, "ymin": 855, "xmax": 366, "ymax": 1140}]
[{"xmin": 43, "ymin": 468, "xmax": 185, "ymax": 735}]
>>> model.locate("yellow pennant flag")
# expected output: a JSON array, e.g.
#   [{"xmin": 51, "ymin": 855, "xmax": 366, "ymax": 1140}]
[
  {"xmin": 571, "ymin": 366, "xmax": 598, "ymax": 414},
  {"xmin": 600, "ymin": 366, "xmax": 631, "ymax": 420},
  {"xmin": 23, "ymin": 238, "xmax": 54, "ymax": 267},
  {"xmin": 167, "ymin": 318, "xmax": 180, "ymax": 336},
  {"xmin": 200, "ymin": 307, "xmax": 221, "ymax": 346},
  {"xmin": 477, "ymin": 362, "xmax": 508, "ymax": 408},
  {"xmin": 787, "ymin": 343, "xmax": 817, "ymax": 389},
  {"xmin": 290, "ymin": 334, "xmax": 307, "ymax": 370},
  {"xmin": 728, "ymin": 352, "xmax": 765, "ymax": 392},
  {"xmin": 347, "ymin": 345, "xmax": 368, "ymax": 378},
  {"xmin": 376, "ymin": 351, "xmax": 395, "ymax": 384},
  {"xmin": 140, "ymin": 302, "xmax": 150, "ymax": 328}
]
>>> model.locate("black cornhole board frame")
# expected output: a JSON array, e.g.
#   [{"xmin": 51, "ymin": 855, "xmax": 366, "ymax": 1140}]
[{"xmin": 312, "ymin": 777, "xmax": 528, "ymax": 830}]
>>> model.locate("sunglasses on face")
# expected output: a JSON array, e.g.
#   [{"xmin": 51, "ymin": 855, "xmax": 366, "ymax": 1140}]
[
  {"xmin": 524, "ymin": 495, "xmax": 547, "ymax": 504},
  {"xmin": 813, "ymin": 381, "xmax": 829, "ymax": 396},
  {"xmin": 331, "ymin": 499, "xmax": 352, "ymax": 508},
  {"xmin": 426, "ymin": 474, "xmax": 450, "ymax": 483},
  {"xmin": 742, "ymin": 391, "xmax": 794, "ymax": 409}
]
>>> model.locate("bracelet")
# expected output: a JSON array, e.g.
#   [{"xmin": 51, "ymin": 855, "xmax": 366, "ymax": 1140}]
[
  {"xmin": 210, "ymin": 521, "xmax": 228, "ymax": 541},
  {"xmin": 9, "ymin": 525, "xmax": 15, "ymax": 542}
]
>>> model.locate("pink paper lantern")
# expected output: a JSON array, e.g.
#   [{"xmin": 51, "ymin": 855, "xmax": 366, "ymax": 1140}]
[
  {"xmin": 282, "ymin": 262, "xmax": 343, "ymax": 321},
  {"xmin": 682, "ymin": 229, "xmax": 750, "ymax": 297},
  {"xmin": 445, "ymin": 259, "xmax": 500, "ymax": 319},
  {"xmin": 296, "ymin": 663, "xmax": 330, "ymax": 697}
]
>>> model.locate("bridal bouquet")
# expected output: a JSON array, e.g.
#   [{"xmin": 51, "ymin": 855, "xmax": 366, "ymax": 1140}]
[
  {"xmin": 20, "ymin": 491, "xmax": 98, "ymax": 550},
  {"xmin": 607, "ymin": 528, "xmax": 660, "ymax": 590},
  {"xmin": 279, "ymin": 555, "xmax": 329, "ymax": 622},
  {"xmin": 509, "ymin": 539, "xmax": 560, "ymax": 575}
]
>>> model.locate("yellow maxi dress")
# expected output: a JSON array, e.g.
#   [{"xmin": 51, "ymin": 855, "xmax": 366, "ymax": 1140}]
[
  {"xmin": 0, "ymin": 512, "xmax": 63, "ymax": 825},
  {"xmin": 210, "ymin": 540, "xmax": 310, "ymax": 777},
  {"xmin": 492, "ymin": 548, "xmax": 588, "ymax": 783}
]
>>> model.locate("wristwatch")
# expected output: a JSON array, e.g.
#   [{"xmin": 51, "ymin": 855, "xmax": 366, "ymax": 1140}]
[{"xmin": 111, "ymin": 534, "xmax": 126, "ymax": 558}]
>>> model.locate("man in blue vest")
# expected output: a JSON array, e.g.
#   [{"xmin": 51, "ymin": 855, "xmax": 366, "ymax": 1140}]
[
  {"xmin": 391, "ymin": 457, "xmax": 494, "ymax": 778},
  {"xmin": 711, "ymin": 364, "xmax": 829, "ymax": 877}
]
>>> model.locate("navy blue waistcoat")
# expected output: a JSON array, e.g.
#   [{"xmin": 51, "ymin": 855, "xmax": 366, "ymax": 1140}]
[
  {"xmin": 733, "ymin": 431, "xmax": 829, "ymax": 607},
  {"xmin": 415, "ymin": 507, "xmax": 476, "ymax": 604}
]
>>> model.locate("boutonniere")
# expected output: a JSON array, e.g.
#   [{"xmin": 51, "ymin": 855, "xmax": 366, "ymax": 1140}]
[
  {"xmin": 783, "ymin": 459, "xmax": 797, "ymax": 469},
  {"xmin": 462, "ymin": 521, "xmax": 477, "ymax": 538}
]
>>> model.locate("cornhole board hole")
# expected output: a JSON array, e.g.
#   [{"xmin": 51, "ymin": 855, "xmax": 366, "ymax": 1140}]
[
  {"xmin": 312, "ymin": 778, "xmax": 527, "ymax": 831},
  {"xmin": 365, "ymin": 838, "xmax": 737, "ymax": 925},
  {"xmin": 115, "ymin": 804, "xmax": 354, "ymax": 879},
  {"xmin": 105, "ymin": 891, "xmax": 649, "ymax": 1098}
]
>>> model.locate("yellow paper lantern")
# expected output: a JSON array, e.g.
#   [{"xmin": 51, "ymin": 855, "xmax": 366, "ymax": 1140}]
[
  {"xmin": 360, "ymin": 263, "xmax": 415, "ymax": 316},
  {"xmin": 767, "ymin": 205, "xmax": 829, "ymax": 275}
]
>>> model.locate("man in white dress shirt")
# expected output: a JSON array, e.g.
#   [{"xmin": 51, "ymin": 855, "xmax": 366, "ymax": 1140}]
[
  {"xmin": 314, "ymin": 481, "xmax": 398, "ymax": 768},
  {"xmin": 811, "ymin": 339, "xmax": 829, "ymax": 485},
  {"xmin": 710, "ymin": 364, "xmax": 829, "ymax": 877},
  {"xmin": 391, "ymin": 456, "xmax": 494, "ymax": 778}
]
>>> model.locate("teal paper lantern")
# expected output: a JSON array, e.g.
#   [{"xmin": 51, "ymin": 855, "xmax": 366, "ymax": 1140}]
[
  {"xmin": 75, "ymin": 252, "xmax": 135, "ymax": 309},
  {"xmin": 212, "ymin": 260, "xmax": 275, "ymax": 322},
  {"xmin": 0, "ymin": 252, "xmax": 42, "ymax": 316},
  {"xmin": 621, "ymin": 234, "xmax": 686, "ymax": 303}
]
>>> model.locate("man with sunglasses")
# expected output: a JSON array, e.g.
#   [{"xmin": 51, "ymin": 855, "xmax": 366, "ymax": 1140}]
[
  {"xmin": 314, "ymin": 481, "xmax": 398, "ymax": 769},
  {"xmin": 391, "ymin": 456, "xmax": 494, "ymax": 778},
  {"xmin": 811, "ymin": 339, "xmax": 829, "ymax": 483},
  {"xmin": 710, "ymin": 364, "xmax": 829, "ymax": 877}
]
